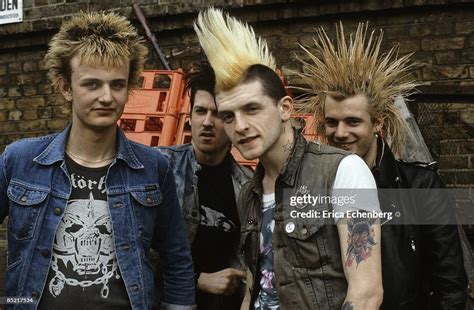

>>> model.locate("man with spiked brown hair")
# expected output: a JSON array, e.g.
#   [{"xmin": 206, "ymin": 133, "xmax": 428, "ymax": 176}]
[
  {"xmin": 194, "ymin": 7, "xmax": 383, "ymax": 309},
  {"xmin": 0, "ymin": 12, "xmax": 196, "ymax": 309},
  {"xmin": 297, "ymin": 22, "xmax": 468, "ymax": 309}
]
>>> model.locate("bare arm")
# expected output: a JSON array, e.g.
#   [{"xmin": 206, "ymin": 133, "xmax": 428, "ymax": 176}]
[{"xmin": 337, "ymin": 215, "xmax": 383, "ymax": 309}]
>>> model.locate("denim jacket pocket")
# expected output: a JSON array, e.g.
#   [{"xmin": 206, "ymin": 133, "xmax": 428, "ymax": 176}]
[
  {"xmin": 7, "ymin": 180, "xmax": 48, "ymax": 240},
  {"xmin": 279, "ymin": 212, "xmax": 326, "ymax": 269},
  {"xmin": 130, "ymin": 186, "xmax": 162, "ymax": 243}
]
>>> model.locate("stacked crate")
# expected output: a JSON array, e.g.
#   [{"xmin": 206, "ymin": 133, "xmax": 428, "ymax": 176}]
[
  {"xmin": 119, "ymin": 69, "xmax": 318, "ymax": 170},
  {"xmin": 118, "ymin": 70, "xmax": 187, "ymax": 147}
]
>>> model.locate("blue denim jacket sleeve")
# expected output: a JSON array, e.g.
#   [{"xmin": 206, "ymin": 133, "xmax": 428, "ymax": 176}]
[
  {"xmin": 152, "ymin": 160, "xmax": 196, "ymax": 309},
  {"xmin": 0, "ymin": 154, "xmax": 8, "ymax": 224}
]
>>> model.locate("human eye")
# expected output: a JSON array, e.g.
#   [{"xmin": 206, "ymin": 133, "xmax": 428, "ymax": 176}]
[
  {"xmin": 325, "ymin": 118, "xmax": 337, "ymax": 127},
  {"xmin": 219, "ymin": 112, "xmax": 235, "ymax": 124},
  {"xmin": 82, "ymin": 80, "xmax": 100, "ymax": 89},
  {"xmin": 111, "ymin": 80, "xmax": 127, "ymax": 91},
  {"xmin": 194, "ymin": 107, "xmax": 206, "ymax": 115},
  {"xmin": 246, "ymin": 104, "xmax": 260, "ymax": 114},
  {"xmin": 346, "ymin": 118, "xmax": 362, "ymax": 126}
]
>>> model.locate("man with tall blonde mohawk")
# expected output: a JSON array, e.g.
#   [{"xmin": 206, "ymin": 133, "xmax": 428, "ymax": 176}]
[
  {"xmin": 0, "ymin": 12, "xmax": 195, "ymax": 309},
  {"xmin": 194, "ymin": 7, "xmax": 383, "ymax": 309},
  {"xmin": 297, "ymin": 22, "xmax": 467, "ymax": 309}
]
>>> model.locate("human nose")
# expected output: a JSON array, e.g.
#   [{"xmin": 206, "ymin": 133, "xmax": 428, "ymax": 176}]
[
  {"xmin": 334, "ymin": 122, "xmax": 348, "ymax": 139},
  {"xmin": 202, "ymin": 111, "xmax": 214, "ymax": 127},
  {"xmin": 98, "ymin": 85, "xmax": 113, "ymax": 104},
  {"xmin": 234, "ymin": 113, "xmax": 249, "ymax": 133}
]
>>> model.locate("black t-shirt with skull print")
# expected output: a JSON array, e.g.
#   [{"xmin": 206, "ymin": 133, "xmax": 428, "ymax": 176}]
[
  {"xmin": 192, "ymin": 156, "xmax": 242, "ymax": 309},
  {"xmin": 38, "ymin": 155, "xmax": 130, "ymax": 309}
]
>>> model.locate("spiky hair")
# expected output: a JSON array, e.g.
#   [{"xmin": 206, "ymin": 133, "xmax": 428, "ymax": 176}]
[
  {"xmin": 297, "ymin": 22, "xmax": 419, "ymax": 157},
  {"xmin": 45, "ymin": 11, "xmax": 148, "ymax": 91},
  {"xmin": 184, "ymin": 61, "xmax": 216, "ymax": 110},
  {"xmin": 193, "ymin": 7, "xmax": 276, "ymax": 92}
]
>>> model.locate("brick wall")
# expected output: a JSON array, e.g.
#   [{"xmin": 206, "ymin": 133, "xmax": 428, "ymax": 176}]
[{"xmin": 0, "ymin": 0, "xmax": 473, "ymax": 297}]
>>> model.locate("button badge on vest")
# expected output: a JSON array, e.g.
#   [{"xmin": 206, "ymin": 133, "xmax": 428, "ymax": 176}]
[{"xmin": 285, "ymin": 222, "xmax": 295, "ymax": 233}]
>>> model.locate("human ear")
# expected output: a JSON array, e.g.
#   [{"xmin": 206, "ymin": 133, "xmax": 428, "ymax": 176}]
[
  {"xmin": 279, "ymin": 96, "xmax": 293, "ymax": 122},
  {"xmin": 374, "ymin": 116, "xmax": 384, "ymax": 132},
  {"xmin": 59, "ymin": 79, "xmax": 73, "ymax": 102}
]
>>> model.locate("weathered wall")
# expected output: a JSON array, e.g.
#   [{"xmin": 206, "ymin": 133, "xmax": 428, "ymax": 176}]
[{"xmin": 0, "ymin": 0, "xmax": 473, "ymax": 297}]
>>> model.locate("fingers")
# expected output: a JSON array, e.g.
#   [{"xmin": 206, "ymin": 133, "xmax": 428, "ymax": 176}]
[{"xmin": 229, "ymin": 268, "xmax": 247, "ymax": 279}]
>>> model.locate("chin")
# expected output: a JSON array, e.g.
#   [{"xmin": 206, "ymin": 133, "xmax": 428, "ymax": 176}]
[{"xmin": 238, "ymin": 146, "xmax": 263, "ymax": 161}]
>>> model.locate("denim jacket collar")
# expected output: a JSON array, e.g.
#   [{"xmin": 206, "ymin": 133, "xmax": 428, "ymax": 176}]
[{"xmin": 33, "ymin": 124, "xmax": 144, "ymax": 170}]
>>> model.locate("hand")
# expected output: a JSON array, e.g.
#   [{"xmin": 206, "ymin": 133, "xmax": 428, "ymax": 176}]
[{"xmin": 197, "ymin": 268, "xmax": 247, "ymax": 296}]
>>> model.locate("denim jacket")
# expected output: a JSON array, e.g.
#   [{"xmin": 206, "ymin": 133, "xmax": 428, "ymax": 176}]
[
  {"xmin": 158, "ymin": 143, "xmax": 252, "ymax": 246},
  {"xmin": 0, "ymin": 126, "xmax": 196, "ymax": 310}
]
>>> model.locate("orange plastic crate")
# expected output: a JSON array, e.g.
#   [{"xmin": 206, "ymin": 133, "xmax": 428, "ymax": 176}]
[
  {"xmin": 119, "ymin": 70, "xmax": 187, "ymax": 146},
  {"xmin": 120, "ymin": 69, "xmax": 317, "ymax": 170}
]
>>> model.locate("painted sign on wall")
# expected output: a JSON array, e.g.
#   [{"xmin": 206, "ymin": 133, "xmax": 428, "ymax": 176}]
[{"xmin": 0, "ymin": 0, "xmax": 22, "ymax": 25}]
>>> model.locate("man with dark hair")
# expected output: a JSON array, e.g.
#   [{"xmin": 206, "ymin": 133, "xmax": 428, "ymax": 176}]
[
  {"xmin": 298, "ymin": 23, "xmax": 467, "ymax": 309},
  {"xmin": 0, "ymin": 12, "xmax": 195, "ymax": 309},
  {"xmin": 158, "ymin": 61, "xmax": 251, "ymax": 309},
  {"xmin": 195, "ymin": 8, "xmax": 383, "ymax": 309}
]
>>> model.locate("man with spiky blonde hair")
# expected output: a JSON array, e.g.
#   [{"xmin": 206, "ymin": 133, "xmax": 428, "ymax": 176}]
[
  {"xmin": 0, "ymin": 12, "xmax": 196, "ymax": 309},
  {"xmin": 298, "ymin": 22, "xmax": 467, "ymax": 309},
  {"xmin": 195, "ymin": 7, "xmax": 383, "ymax": 309}
]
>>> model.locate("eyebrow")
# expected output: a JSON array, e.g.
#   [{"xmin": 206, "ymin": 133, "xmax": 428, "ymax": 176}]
[
  {"xmin": 80, "ymin": 78, "xmax": 127, "ymax": 83},
  {"xmin": 193, "ymin": 104, "xmax": 216, "ymax": 111}
]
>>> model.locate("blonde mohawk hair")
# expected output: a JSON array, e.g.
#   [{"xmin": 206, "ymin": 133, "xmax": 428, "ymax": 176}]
[
  {"xmin": 297, "ymin": 22, "xmax": 419, "ymax": 157},
  {"xmin": 45, "ymin": 11, "xmax": 148, "ymax": 91},
  {"xmin": 194, "ymin": 7, "xmax": 276, "ymax": 92}
]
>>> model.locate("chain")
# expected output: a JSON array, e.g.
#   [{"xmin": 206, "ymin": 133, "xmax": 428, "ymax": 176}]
[
  {"xmin": 50, "ymin": 256, "xmax": 120, "ymax": 297},
  {"xmin": 65, "ymin": 148, "xmax": 116, "ymax": 164}
]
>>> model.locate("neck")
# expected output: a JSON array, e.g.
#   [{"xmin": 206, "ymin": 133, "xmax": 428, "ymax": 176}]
[
  {"xmin": 364, "ymin": 136, "xmax": 379, "ymax": 169},
  {"xmin": 261, "ymin": 123, "xmax": 294, "ymax": 193},
  {"xmin": 193, "ymin": 143, "xmax": 229, "ymax": 166},
  {"xmin": 66, "ymin": 122, "xmax": 118, "ymax": 168}
]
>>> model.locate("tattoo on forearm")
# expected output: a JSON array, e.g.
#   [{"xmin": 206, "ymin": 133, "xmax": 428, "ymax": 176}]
[
  {"xmin": 282, "ymin": 140, "xmax": 293, "ymax": 153},
  {"xmin": 341, "ymin": 301, "xmax": 353, "ymax": 310},
  {"xmin": 346, "ymin": 215, "xmax": 376, "ymax": 267}
]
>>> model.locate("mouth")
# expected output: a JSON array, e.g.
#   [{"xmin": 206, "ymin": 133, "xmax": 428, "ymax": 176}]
[
  {"xmin": 200, "ymin": 131, "xmax": 215, "ymax": 138},
  {"xmin": 332, "ymin": 141, "xmax": 356, "ymax": 149},
  {"xmin": 238, "ymin": 136, "xmax": 257, "ymax": 145},
  {"xmin": 93, "ymin": 108, "xmax": 115, "ymax": 113}
]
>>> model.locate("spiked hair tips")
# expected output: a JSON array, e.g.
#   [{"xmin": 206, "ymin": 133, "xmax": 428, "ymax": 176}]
[
  {"xmin": 45, "ymin": 11, "xmax": 148, "ymax": 91},
  {"xmin": 298, "ymin": 22, "xmax": 419, "ymax": 157},
  {"xmin": 193, "ymin": 7, "xmax": 276, "ymax": 92}
]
